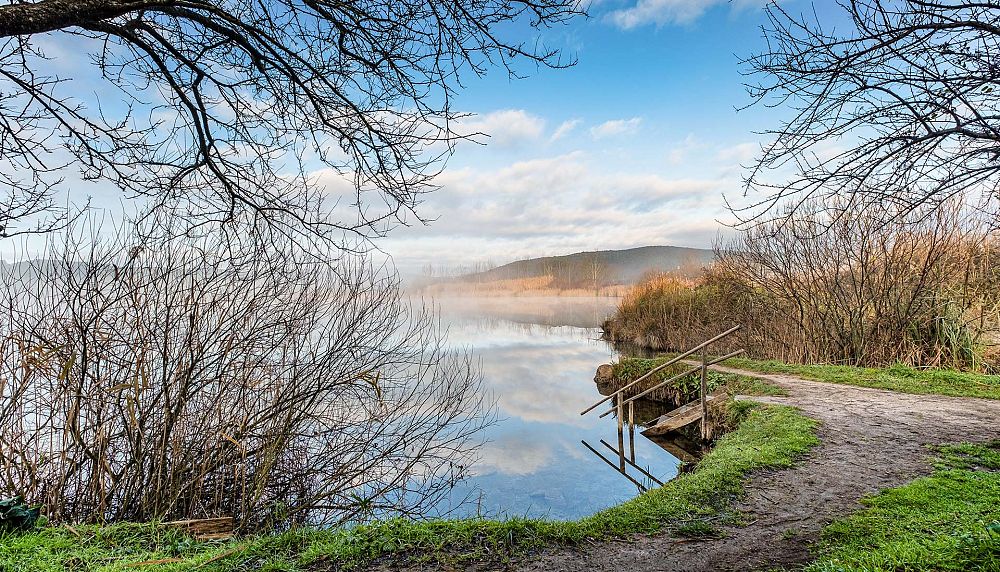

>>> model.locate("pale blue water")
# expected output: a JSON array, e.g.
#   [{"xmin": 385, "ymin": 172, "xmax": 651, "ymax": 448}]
[{"xmin": 432, "ymin": 297, "xmax": 680, "ymax": 520}]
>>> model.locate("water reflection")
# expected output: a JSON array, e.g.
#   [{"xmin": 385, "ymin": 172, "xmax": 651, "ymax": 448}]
[{"xmin": 431, "ymin": 296, "xmax": 680, "ymax": 521}]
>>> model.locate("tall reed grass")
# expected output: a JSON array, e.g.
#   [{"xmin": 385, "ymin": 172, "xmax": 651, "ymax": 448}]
[{"xmin": 605, "ymin": 201, "xmax": 1000, "ymax": 371}]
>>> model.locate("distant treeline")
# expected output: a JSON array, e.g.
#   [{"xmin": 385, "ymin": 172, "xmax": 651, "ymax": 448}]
[{"xmin": 604, "ymin": 201, "xmax": 1000, "ymax": 372}]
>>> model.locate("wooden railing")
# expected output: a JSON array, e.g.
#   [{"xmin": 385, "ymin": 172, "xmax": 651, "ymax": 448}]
[{"xmin": 580, "ymin": 326, "xmax": 743, "ymax": 490}]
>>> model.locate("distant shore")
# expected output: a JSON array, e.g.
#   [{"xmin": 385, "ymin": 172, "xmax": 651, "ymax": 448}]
[{"xmin": 414, "ymin": 275, "xmax": 631, "ymax": 298}]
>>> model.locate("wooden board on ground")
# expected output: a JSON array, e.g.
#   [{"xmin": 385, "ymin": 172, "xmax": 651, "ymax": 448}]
[
  {"xmin": 162, "ymin": 517, "xmax": 234, "ymax": 540},
  {"xmin": 642, "ymin": 394, "xmax": 725, "ymax": 437}
]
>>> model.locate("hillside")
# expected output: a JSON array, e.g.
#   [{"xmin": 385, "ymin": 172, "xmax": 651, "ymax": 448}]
[
  {"xmin": 468, "ymin": 245, "xmax": 713, "ymax": 284},
  {"xmin": 419, "ymin": 245, "xmax": 715, "ymax": 295}
]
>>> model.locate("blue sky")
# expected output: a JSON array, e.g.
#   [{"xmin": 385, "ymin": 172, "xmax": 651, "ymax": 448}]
[{"xmin": 379, "ymin": 0, "xmax": 794, "ymax": 274}]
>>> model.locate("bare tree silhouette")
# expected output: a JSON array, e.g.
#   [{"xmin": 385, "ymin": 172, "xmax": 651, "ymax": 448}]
[
  {"xmin": 0, "ymin": 0, "xmax": 580, "ymax": 242},
  {"xmin": 742, "ymin": 1, "xmax": 1000, "ymax": 226}
]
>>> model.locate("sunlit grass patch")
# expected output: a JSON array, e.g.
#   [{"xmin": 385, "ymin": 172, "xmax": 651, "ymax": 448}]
[{"xmin": 806, "ymin": 441, "xmax": 1000, "ymax": 572}]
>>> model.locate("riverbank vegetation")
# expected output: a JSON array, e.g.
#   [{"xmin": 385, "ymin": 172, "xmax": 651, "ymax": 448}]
[
  {"xmin": 806, "ymin": 441, "xmax": 1000, "ymax": 572},
  {"xmin": 0, "ymin": 404, "xmax": 818, "ymax": 571},
  {"xmin": 419, "ymin": 274, "xmax": 630, "ymax": 297},
  {"xmin": 414, "ymin": 246, "xmax": 711, "ymax": 298},
  {"xmin": 604, "ymin": 200, "xmax": 1000, "ymax": 372}
]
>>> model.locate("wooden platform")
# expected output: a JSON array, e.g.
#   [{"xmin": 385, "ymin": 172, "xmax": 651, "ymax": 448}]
[{"xmin": 641, "ymin": 393, "xmax": 726, "ymax": 437}]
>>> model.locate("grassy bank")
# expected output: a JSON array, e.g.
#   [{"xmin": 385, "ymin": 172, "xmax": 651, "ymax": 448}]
[
  {"xmin": 0, "ymin": 405, "xmax": 817, "ymax": 571},
  {"xmin": 722, "ymin": 357, "xmax": 1000, "ymax": 400},
  {"xmin": 806, "ymin": 441, "xmax": 1000, "ymax": 572}
]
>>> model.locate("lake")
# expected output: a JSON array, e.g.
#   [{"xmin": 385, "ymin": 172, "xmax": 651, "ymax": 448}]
[{"xmin": 431, "ymin": 296, "xmax": 680, "ymax": 521}]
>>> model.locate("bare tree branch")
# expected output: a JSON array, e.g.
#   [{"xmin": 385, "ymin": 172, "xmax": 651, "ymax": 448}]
[
  {"xmin": 0, "ymin": 0, "xmax": 581, "ymax": 243},
  {"xmin": 741, "ymin": 0, "xmax": 1000, "ymax": 227}
]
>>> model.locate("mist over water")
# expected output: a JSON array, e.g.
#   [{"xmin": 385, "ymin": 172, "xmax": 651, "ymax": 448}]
[{"xmin": 430, "ymin": 296, "xmax": 680, "ymax": 520}]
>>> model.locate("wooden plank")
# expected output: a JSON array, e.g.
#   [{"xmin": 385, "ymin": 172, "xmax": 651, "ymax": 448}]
[
  {"xmin": 650, "ymin": 436, "xmax": 700, "ymax": 464},
  {"xmin": 641, "ymin": 394, "xmax": 725, "ymax": 437},
  {"xmin": 162, "ymin": 517, "xmax": 234, "ymax": 539}
]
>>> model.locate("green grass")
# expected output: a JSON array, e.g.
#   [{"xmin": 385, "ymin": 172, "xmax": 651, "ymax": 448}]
[
  {"xmin": 806, "ymin": 441, "xmax": 1000, "ymax": 572},
  {"xmin": 611, "ymin": 357, "xmax": 789, "ymax": 398},
  {"xmin": 723, "ymin": 357, "xmax": 1000, "ymax": 400},
  {"xmin": 0, "ymin": 405, "xmax": 818, "ymax": 571}
]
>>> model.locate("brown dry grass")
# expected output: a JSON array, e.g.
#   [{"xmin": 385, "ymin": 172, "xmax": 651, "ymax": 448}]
[
  {"xmin": 421, "ymin": 275, "xmax": 630, "ymax": 297},
  {"xmin": 604, "ymin": 202, "xmax": 1000, "ymax": 372}
]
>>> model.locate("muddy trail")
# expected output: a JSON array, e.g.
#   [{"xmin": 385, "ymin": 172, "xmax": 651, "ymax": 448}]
[{"xmin": 515, "ymin": 365, "xmax": 1000, "ymax": 572}]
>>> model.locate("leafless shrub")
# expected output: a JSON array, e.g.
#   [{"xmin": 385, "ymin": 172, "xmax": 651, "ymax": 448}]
[{"xmin": 0, "ymin": 224, "xmax": 492, "ymax": 529}]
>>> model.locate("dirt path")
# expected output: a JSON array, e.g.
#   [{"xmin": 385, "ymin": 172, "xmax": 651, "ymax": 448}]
[{"xmin": 516, "ymin": 365, "xmax": 1000, "ymax": 572}]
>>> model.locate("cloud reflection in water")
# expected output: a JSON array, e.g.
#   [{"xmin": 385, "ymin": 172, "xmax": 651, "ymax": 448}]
[{"xmin": 431, "ymin": 296, "xmax": 680, "ymax": 520}]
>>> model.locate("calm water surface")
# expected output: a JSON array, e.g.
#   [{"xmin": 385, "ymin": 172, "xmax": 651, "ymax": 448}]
[{"xmin": 433, "ymin": 296, "xmax": 680, "ymax": 520}]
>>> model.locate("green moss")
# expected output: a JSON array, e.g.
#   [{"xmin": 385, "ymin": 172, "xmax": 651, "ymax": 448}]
[
  {"xmin": 806, "ymin": 442, "xmax": 1000, "ymax": 572},
  {"xmin": 0, "ymin": 406, "xmax": 818, "ymax": 571},
  {"xmin": 724, "ymin": 358, "xmax": 1000, "ymax": 400},
  {"xmin": 610, "ymin": 358, "xmax": 699, "ymax": 390},
  {"xmin": 610, "ymin": 357, "xmax": 786, "ymax": 399}
]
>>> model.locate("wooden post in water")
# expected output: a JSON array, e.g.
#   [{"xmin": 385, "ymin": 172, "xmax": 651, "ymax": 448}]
[
  {"xmin": 616, "ymin": 393, "xmax": 625, "ymax": 471},
  {"xmin": 628, "ymin": 400, "xmax": 635, "ymax": 464},
  {"xmin": 700, "ymin": 348, "xmax": 709, "ymax": 441},
  {"xmin": 581, "ymin": 440, "xmax": 646, "ymax": 492}
]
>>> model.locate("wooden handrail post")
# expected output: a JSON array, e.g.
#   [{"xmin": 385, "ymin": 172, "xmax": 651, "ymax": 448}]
[
  {"xmin": 616, "ymin": 393, "xmax": 625, "ymax": 471},
  {"xmin": 700, "ymin": 347, "xmax": 708, "ymax": 441},
  {"xmin": 598, "ymin": 349, "xmax": 745, "ymax": 418},
  {"xmin": 628, "ymin": 400, "xmax": 635, "ymax": 464}
]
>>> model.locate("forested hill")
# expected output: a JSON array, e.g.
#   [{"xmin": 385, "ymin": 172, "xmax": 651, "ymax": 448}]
[{"xmin": 452, "ymin": 245, "xmax": 715, "ymax": 288}]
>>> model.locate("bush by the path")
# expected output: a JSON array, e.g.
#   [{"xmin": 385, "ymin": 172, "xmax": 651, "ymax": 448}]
[{"xmin": 603, "ymin": 201, "xmax": 1000, "ymax": 372}]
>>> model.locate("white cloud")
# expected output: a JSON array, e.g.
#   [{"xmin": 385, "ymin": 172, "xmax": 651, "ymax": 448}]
[
  {"xmin": 383, "ymin": 151, "xmax": 731, "ymax": 273},
  {"xmin": 477, "ymin": 435, "xmax": 553, "ymax": 476},
  {"xmin": 666, "ymin": 134, "xmax": 707, "ymax": 165},
  {"xmin": 589, "ymin": 117, "xmax": 642, "ymax": 139},
  {"xmin": 457, "ymin": 109, "xmax": 547, "ymax": 148},
  {"xmin": 717, "ymin": 141, "xmax": 759, "ymax": 164},
  {"xmin": 550, "ymin": 119, "xmax": 582, "ymax": 142},
  {"xmin": 608, "ymin": 0, "xmax": 766, "ymax": 29}
]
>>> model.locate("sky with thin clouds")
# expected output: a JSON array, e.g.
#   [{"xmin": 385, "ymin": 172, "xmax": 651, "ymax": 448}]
[
  {"xmin": 3, "ymin": 0, "xmax": 808, "ymax": 273},
  {"xmin": 378, "ymin": 0, "xmax": 792, "ymax": 275}
]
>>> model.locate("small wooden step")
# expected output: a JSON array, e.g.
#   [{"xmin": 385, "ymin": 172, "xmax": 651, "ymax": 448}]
[{"xmin": 641, "ymin": 394, "xmax": 725, "ymax": 437}]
